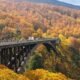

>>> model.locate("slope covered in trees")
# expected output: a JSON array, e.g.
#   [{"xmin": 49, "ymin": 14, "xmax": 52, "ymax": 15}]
[
  {"xmin": 25, "ymin": 34, "xmax": 80, "ymax": 80},
  {"xmin": 0, "ymin": 0, "xmax": 80, "ymax": 40},
  {"xmin": 0, "ymin": 65, "xmax": 71, "ymax": 80},
  {"xmin": 0, "ymin": 0, "xmax": 80, "ymax": 80}
]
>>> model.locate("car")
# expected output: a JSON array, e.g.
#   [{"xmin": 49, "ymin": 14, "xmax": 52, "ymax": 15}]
[{"xmin": 28, "ymin": 37, "xmax": 35, "ymax": 40}]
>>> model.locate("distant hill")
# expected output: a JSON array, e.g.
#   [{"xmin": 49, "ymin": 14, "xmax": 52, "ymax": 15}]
[{"xmin": 15, "ymin": 0, "xmax": 80, "ymax": 10}]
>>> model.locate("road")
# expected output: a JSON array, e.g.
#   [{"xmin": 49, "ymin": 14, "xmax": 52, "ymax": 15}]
[{"xmin": 0, "ymin": 38, "xmax": 59, "ymax": 48}]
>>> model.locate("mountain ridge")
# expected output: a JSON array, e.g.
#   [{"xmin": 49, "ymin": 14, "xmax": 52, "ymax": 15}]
[{"xmin": 14, "ymin": 0, "xmax": 80, "ymax": 10}]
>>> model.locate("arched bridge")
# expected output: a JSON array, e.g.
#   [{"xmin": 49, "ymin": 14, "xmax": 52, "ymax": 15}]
[{"xmin": 0, "ymin": 38, "xmax": 60, "ymax": 73}]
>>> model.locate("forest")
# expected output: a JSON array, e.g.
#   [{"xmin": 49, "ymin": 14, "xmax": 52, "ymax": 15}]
[{"xmin": 0, "ymin": 0, "xmax": 80, "ymax": 80}]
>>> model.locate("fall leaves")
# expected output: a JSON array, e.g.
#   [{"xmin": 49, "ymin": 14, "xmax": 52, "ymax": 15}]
[
  {"xmin": 0, "ymin": 65, "xmax": 71, "ymax": 80},
  {"xmin": 24, "ymin": 69, "xmax": 71, "ymax": 80},
  {"xmin": 0, "ymin": 65, "xmax": 29, "ymax": 80},
  {"xmin": 0, "ymin": 1, "xmax": 80, "ymax": 40}
]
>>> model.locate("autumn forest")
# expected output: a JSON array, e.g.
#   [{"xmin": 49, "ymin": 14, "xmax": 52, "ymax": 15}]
[{"xmin": 0, "ymin": 0, "xmax": 80, "ymax": 80}]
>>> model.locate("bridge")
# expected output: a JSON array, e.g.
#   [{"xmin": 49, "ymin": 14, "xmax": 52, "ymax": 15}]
[{"xmin": 0, "ymin": 38, "xmax": 60, "ymax": 73}]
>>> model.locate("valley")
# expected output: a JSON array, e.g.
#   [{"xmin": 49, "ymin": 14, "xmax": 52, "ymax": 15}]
[{"xmin": 0, "ymin": 0, "xmax": 80, "ymax": 80}]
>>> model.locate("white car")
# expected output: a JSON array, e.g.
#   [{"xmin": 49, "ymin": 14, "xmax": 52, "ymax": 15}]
[{"xmin": 28, "ymin": 37, "xmax": 35, "ymax": 40}]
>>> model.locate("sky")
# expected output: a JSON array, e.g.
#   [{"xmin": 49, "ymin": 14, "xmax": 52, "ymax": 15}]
[{"xmin": 58, "ymin": 0, "xmax": 80, "ymax": 5}]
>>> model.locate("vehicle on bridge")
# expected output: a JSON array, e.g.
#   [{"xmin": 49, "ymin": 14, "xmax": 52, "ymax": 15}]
[
  {"xmin": 28, "ymin": 36, "xmax": 35, "ymax": 40},
  {"xmin": 28, "ymin": 36, "xmax": 41, "ymax": 41}
]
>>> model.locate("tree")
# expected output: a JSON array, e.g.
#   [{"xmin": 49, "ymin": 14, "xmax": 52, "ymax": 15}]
[{"xmin": 27, "ymin": 53, "xmax": 44, "ymax": 70}]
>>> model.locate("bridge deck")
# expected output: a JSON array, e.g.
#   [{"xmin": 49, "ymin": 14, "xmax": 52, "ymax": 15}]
[{"xmin": 0, "ymin": 38, "xmax": 59, "ymax": 48}]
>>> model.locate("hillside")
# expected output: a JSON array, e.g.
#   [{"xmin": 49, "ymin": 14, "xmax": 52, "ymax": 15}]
[
  {"xmin": 0, "ymin": 65, "xmax": 71, "ymax": 80},
  {"xmin": 25, "ymin": 0, "xmax": 80, "ymax": 10},
  {"xmin": 0, "ymin": 1, "xmax": 80, "ymax": 80},
  {"xmin": 7, "ymin": 0, "xmax": 80, "ymax": 10},
  {"xmin": 0, "ymin": 1, "xmax": 80, "ymax": 40}
]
